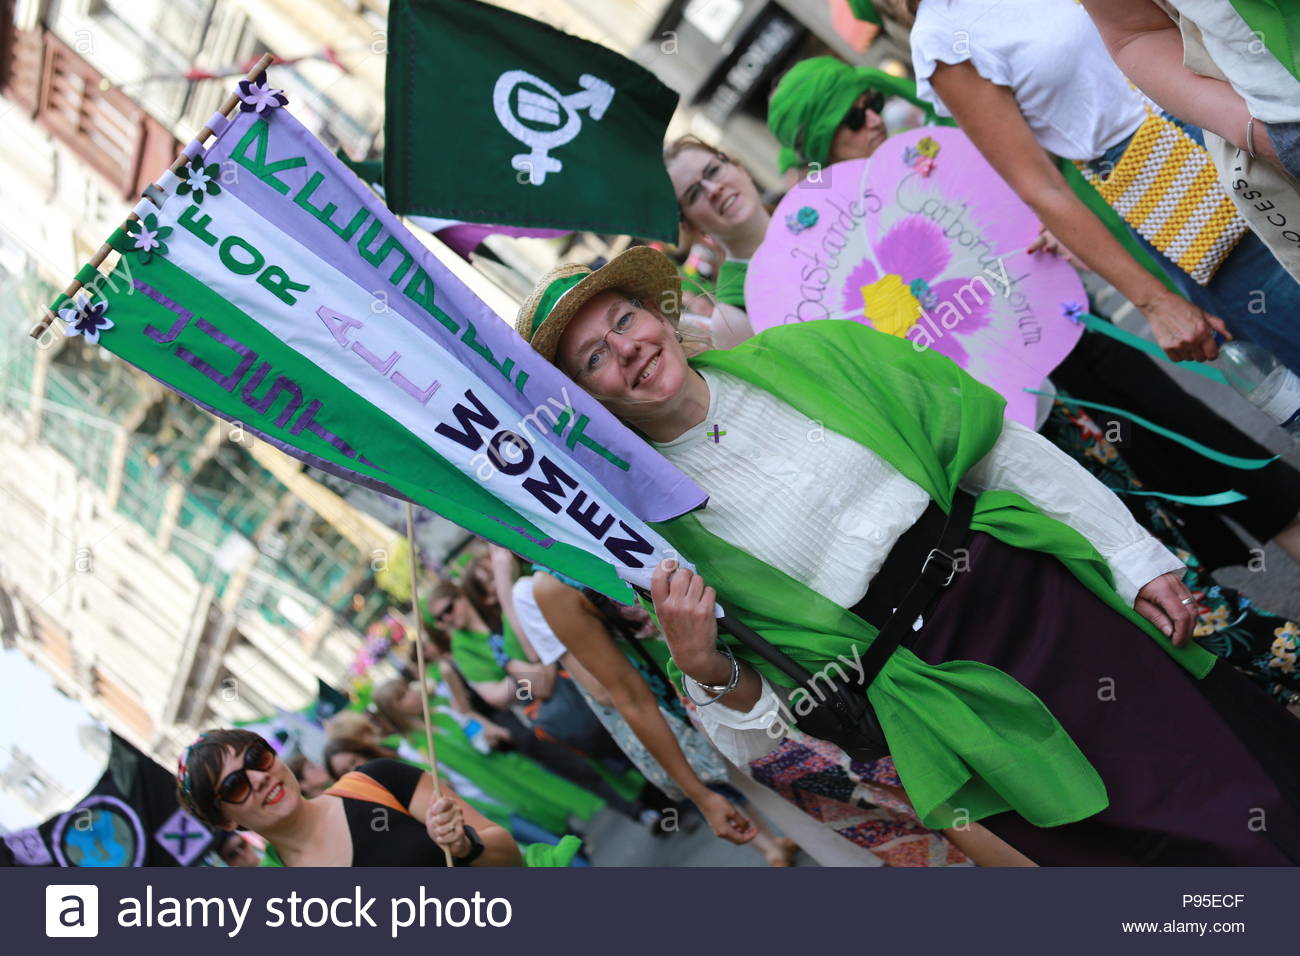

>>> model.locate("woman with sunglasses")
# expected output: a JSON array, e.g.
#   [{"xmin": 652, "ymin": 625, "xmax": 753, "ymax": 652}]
[
  {"xmin": 509, "ymin": 245, "xmax": 1300, "ymax": 865},
  {"xmin": 176, "ymin": 729, "xmax": 522, "ymax": 867},
  {"xmin": 766, "ymin": 49, "xmax": 1300, "ymax": 709}
]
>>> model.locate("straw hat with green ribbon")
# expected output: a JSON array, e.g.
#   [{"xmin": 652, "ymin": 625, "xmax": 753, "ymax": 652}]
[
  {"xmin": 515, "ymin": 246, "xmax": 682, "ymax": 364},
  {"xmin": 768, "ymin": 56, "xmax": 942, "ymax": 175}
]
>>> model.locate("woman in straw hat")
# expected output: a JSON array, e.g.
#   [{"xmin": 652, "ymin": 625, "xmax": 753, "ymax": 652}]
[{"xmin": 512, "ymin": 245, "xmax": 1300, "ymax": 865}]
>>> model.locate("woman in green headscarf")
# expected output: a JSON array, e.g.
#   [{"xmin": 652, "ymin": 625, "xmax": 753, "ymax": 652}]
[
  {"xmin": 510, "ymin": 244, "xmax": 1300, "ymax": 865},
  {"xmin": 767, "ymin": 55, "xmax": 943, "ymax": 177},
  {"xmin": 764, "ymin": 47, "xmax": 1300, "ymax": 711}
]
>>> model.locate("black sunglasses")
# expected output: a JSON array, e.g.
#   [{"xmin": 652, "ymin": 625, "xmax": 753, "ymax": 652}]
[
  {"xmin": 843, "ymin": 92, "xmax": 886, "ymax": 132},
  {"xmin": 430, "ymin": 600, "xmax": 455, "ymax": 621},
  {"xmin": 215, "ymin": 742, "xmax": 275, "ymax": 806}
]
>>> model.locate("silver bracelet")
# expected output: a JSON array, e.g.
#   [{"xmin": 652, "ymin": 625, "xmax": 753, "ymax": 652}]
[
  {"xmin": 682, "ymin": 645, "xmax": 740, "ymax": 707},
  {"xmin": 1247, "ymin": 115, "xmax": 1257, "ymax": 159}
]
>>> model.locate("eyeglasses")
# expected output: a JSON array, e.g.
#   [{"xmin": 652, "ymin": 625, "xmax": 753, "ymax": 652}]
[
  {"xmin": 215, "ymin": 742, "xmax": 275, "ymax": 806},
  {"xmin": 430, "ymin": 600, "xmax": 455, "ymax": 622},
  {"xmin": 677, "ymin": 153, "xmax": 731, "ymax": 210},
  {"xmin": 842, "ymin": 91, "xmax": 886, "ymax": 132},
  {"xmin": 578, "ymin": 303, "xmax": 651, "ymax": 377}
]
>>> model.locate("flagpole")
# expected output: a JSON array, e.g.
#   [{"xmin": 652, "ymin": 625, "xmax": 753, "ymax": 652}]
[
  {"xmin": 29, "ymin": 52, "xmax": 276, "ymax": 340},
  {"xmin": 406, "ymin": 502, "xmax": 454, "ymax": 868}
]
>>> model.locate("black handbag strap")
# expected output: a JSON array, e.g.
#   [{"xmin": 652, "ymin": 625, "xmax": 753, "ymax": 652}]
[
  {"xmin": 717, "ymin": 489, "xmax": 974, "ymax": 692},
  {"xmin": 853, "ymin": 489, "xmax": 976, "ymax": 689}
]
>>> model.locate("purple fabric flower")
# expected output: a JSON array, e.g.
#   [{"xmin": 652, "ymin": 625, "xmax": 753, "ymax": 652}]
[
  {"xmin": 58, "ymin": 296, "xmax": 114, "ymax": 345},
  {"xmin": 1061, "ymin": 301, "xmax": 1085, "ymax": 323},
  {"xmin": 236, "ymin": 71, "xmax": 288, "ymax": 113}
]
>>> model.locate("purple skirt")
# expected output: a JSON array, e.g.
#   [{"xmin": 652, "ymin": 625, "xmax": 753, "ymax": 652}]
[{"xmin": 901, "ymin": 532, "xmax": 1300, "ymax": 866}]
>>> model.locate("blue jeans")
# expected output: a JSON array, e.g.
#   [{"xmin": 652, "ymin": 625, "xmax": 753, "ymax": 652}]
[{"xmin": 1090, "ymin": 118, "xmax": 1300, "ymax": 375}]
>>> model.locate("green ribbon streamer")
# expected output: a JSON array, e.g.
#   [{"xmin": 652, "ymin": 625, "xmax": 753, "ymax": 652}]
[
  {"xmin": 1074, "ymin": 312, "xmax": 1231, "ymax": 386},
  {"xmin": 1118, "ymin": 488, "xmax": 1247, "ymax": 506},
  {"xmin": 1025, "ymin": 387, "xmax": 1278, "ymax": 471}
]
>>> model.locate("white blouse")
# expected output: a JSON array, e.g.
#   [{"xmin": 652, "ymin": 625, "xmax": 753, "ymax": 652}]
[
  {"xmin": 910, "ymin": 0, "xmax": 1147, "ymax": 160},
  {"xmin": 653, "ymin": 367, "xmax": 1182, "ymax": 764}
]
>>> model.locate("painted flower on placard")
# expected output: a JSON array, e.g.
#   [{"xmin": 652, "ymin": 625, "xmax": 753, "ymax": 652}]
[
  {"xmin": 236, "ymin": 70, "xmax": 288, "ymax": 113},
  {"xmin": 176, "ymin": 158, "xmax": 222, "ymax": 204},
  {"xmin": 916, "ymin": 137, "xmax": 940, "ymax": 158},
  {"xmin": 843, "ymin": 215, "xmax": 993, "ymax": 365},
  {"xmin": 124, "ymin": 213, "xmax": 173, "ymax": 264},
  {"xmin": 1061, "ymin": 300, "xmax": 1085, "ymax": 323},
  {"xmin": 57, "ymin": 295, "xmax": 113, "ymax": 345},
  {"xmin": 860, "ymin": 274, "xmax": 923, "ymax": 337}
]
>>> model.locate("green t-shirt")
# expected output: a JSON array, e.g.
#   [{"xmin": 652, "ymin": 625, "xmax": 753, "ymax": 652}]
[{"xmin": 451, "ymin": 619, "xmax": 526, "ymax": 684}]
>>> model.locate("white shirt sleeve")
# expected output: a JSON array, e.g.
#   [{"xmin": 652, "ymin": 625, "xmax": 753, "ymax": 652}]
[
  {"xmin": 960, "ymin": 418, "xmax": 1184, "ymax": 605},
  {"xmin": 691, "ymin": 675, "xmax": 790, "ymax": 766},
  {"xmin": 510, "ymin": 576, "xmax": 570, "ymax": 667}
]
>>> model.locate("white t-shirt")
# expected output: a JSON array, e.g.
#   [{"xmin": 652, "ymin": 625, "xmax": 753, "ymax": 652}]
[
  {"xmin": 911, "ymin": 0, "xmax": 1146, "ymax": 160},
  {"xmin": 510, "ymin": 575, "xmax": 570, "ymax": 667},
  {"xmin": 1166, "ymin": 0, "xmax": 1300, "ymax": 124}
]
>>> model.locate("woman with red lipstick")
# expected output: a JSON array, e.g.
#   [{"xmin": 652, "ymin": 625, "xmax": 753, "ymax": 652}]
[{"xmin": 176, "ymin": 729, "xmax": 522, "ymax": 867}]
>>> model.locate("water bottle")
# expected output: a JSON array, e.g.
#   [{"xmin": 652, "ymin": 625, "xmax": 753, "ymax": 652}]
[
  {"xmin": 1214, "ymin": 338, "xmax": 1300, "ymax": 437},
  {"xmin": 462, "ymin": 718, "xmax": 492, "ymax": 754}
]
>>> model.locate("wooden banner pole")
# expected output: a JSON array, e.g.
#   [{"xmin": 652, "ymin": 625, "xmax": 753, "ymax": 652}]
[
  {"xmin": 406, "ymin": 502, "xmax": 455, "ymax": 867},
  {"xmin": 29, "ymin": 52, "xmax": 276, "ymax": 340}
]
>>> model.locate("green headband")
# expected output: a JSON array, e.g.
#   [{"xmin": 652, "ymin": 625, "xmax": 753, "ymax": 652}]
[
  {"xmin": 530, "ymin": 272, "xmax": 587, "ymax": 336},
  {"xmin": 768, "ymin": 56, "xmax": 940, "ymax": 174}
]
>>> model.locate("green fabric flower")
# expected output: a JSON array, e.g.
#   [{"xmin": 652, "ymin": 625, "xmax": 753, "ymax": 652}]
[
  {"xmin": 176, "ymin": 158, "xmax": 222, "ymax": 204},
  {"xmin": 124, "ymin": 213, "xmax": 173, "ymax": 264}
]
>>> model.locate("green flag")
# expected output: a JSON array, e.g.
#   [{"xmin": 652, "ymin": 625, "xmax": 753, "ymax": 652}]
[{"xmin": 383, "ymin": 0, "xmax": 680, "ymax": 241}]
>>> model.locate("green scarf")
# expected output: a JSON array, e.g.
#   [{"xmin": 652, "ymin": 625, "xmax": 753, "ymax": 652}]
[
  {"xmin": 714, "ymin": 260, "xmax": 748, "ymax": 308},
  {"xmin": 651, "ymin": 321, "xmax": 1214, "ymax": 829},
  {"xmin": 1228, "ymin": 0, "xmax": 1300, "ymax": 83},
  {"xmin": 768, "ymin": 56, "xmax": 949, "ymax": 174}
]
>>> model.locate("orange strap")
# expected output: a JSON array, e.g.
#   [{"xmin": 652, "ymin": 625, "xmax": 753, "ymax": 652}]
[{"xmin": 323, "ymin": 771, "xmax": 412, "ymax": 817}]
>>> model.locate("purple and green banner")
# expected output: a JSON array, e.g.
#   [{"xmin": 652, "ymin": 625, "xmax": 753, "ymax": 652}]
[{"xmin": 64, "ymin": 88, "xmax": 706, "ymax": 601}]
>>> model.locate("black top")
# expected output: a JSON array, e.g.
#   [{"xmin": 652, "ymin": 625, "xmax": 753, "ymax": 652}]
[{"xmin": 343, "ymin": 759, "xmax": 450, "ymax": 867}]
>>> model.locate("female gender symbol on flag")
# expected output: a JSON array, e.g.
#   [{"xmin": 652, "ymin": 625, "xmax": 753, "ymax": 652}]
[{"xmin": 493, "ymin": 70, "xmax": 614, "ymax": 185}]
